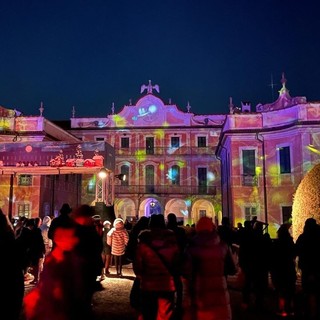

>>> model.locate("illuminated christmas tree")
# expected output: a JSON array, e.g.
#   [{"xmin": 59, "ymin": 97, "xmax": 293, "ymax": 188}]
[{"xmin": 292, "ymin": 163, "xmax": 320, "ymax": 241}]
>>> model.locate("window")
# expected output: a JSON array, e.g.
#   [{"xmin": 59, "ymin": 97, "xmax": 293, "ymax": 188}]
[
  {"xmin": 245, "ymin": 207, "xmax": 257, "ymax": 221},
  {"xmin": 120, "ymin": 165, "xmax": 129, "ymax": 186},
  {"xmin": 242, "ymin": 149, "xmax": 256, "ymax": 175},
  {"xmin": 197, "ymin": 136, "xmax": 206, "ymax": 147},
  {"xmin": 18, "ymin": 175, "xmax": 32, "ymax": 186},
  {"xmin": 279, "ymin": 146, "xmax": 291, "ymax": 173},
  {"xmin": 146, "ymin": 137, "xmax": 154, "ymax": 155},
  {"xmin": 198, "ymin": 167, "xmax": 207, "ymax": 194},
  {"xmin": 282, "ymin": 206, "xmax": 292, "ymax": 224},
  {"xmin": 145, "ymin": 165, "xmax": 155, "ymax": 193},
  {"xmin": 171, "ymin": 137, "xmax": 180, "ymax": 148},
  {"xmin": 170, "ymin": 165, "xmax": 180, "ymax": 185},
  {"xmin": 199, "ymin": 210, "xmax": 207, "ymax": 218},
  {"xmin": 17, "ymin": 203, "xmax": 31, "ymax": 218},
  {"xmin": 95, "ymin": 137, "xmax": 105, "ymax": 141},
  {"xmin": 121, "ymin": 137, "xmax": 129, "ymax": 148},
  {"xmin": 87, "ymin": 181, "xmax": 96, "ymax": 194}
]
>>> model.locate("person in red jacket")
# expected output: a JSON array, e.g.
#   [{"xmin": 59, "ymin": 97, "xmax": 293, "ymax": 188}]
[
  {"xmin": 182, "ymin": 216, "xmax": 234, "ymax": 320},
  {"xmin": 133, "ymin": 214, "xmax": 181, "ymax": 320}
]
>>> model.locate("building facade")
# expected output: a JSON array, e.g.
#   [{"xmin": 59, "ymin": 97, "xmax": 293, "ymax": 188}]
[
  {"xmin": 216, "ymin": 75, "xmax": 320, "ymax": 237},
  {"xmin": 0, "ymin": 106, "xmax": 114, "ymax": 219},
  {"xmin": 68, "ymin": 81, "xmax": 224, "ymax": 225},
  {"xmin": 1, "ymin": 77, "xmax": 320, "ymax": 237}
]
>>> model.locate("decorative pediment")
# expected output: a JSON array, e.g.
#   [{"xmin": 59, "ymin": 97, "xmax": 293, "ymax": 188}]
[{"xmin": 114, "ymin": 94, "xmax": 192, "ymax": 127}]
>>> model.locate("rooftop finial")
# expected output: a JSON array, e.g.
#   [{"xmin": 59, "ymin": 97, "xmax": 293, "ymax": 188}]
[
  {"xmin": 111, "ymin": 102, "xmax": 115, "ymax": 115},
  {"xmin": 279, "ymin": 72, "xmax": 289, "ymax": 95},
  {"xmin": 186, "ymin": 101, "xmax": 191, "ymax": 113},
  {"xmin": 72, "ymin": 106, "xmax": 76, "ymax": 118},
  {"xmin": 39, "ymin": 101, "xmax": 44, "ymax": 116},
  {"xmin": 229, "ymin": 97, "xmax": 234, "ymax": 114}
]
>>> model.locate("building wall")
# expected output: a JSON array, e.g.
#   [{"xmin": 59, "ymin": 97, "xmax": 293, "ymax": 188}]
[
  {"xmin": 70, "ymin": 92, "xmax": 224, "ymax": 224},
  {"xmin": 1, "ymin": 81, "xmax": 320, "ymax": 237},
  {"xmin": 217, "ymin": 84, "xmax": 320, "ymax": 237}
]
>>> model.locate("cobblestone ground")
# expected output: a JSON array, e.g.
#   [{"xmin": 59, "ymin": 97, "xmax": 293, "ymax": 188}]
[
  {"xmin": 22, "ymin": 264, "xmax": 305, "ymax": 320},
  {"xmin": 93, "ymin": 264, "xmax": 137, "ymax": 320}
]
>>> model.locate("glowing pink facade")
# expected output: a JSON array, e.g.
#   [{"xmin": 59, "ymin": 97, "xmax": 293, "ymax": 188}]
[
  {"xmin": 1, "ymin": 77, "xmax": 320, "ymax": 237},
  {"xmin": 216, "ymin": 76, "xmax": 320, "ymax": 237},
  {"xmin": 69, "ymin": 83, "xmax": 224, "ymax": 224}
]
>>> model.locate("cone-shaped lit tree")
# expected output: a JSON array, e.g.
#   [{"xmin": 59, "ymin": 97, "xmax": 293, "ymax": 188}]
[{"xmin": 292, "ymin": 163, "xmax": 320, "ymax": 241}]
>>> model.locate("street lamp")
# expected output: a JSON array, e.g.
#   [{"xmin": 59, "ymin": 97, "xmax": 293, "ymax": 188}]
[
  {"xmin": 98, "ymin": 168, "xmax": 108, "ymax": 179},
  {"xmin": 96, "ymin": 168, "xmax": 110, "ymax": 203}
]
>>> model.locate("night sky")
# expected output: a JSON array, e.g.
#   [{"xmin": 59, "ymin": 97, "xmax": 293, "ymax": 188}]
[{"xmin": 0, "ymin": 0, "xmax": 319, "ymax": 120}]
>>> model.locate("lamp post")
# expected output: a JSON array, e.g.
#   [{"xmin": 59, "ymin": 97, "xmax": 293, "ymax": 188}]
[
  {"xmin": 96, "ymin": 169, "xmax": 126, "ymax": 205},
  {"xmin": 96, "ymin": 168, "xmax": 110, "ymax": 204}
]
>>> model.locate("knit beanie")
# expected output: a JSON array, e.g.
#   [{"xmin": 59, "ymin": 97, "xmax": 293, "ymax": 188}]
[
  {"xmin": 113, "ymin": 218, "xmax": 124, "ymax": 227},
  {"xmin": 196, "ymin": 216, "xmax": 216, "ymax": 232}
]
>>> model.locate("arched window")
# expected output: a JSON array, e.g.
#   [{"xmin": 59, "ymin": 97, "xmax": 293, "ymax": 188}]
[
  {"xmin": 145, "ymin": 165, "xmax": 154, "ymax": 193},
  {"xmin": 121, "ymin": 165, "xmax": 129, "ymax": 186},
  {"xmin": 171, "ymin": 165, "xmax": 180, "ymax": 185}
]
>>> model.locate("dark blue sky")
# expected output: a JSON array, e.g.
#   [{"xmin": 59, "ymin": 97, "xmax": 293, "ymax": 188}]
[{"xmin": 0, "ymin": 0, "xmax": 319, "ymax": 120}]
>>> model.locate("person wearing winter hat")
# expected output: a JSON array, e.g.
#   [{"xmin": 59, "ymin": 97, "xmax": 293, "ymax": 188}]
[
  {"xmin": 100, "ymin": 220, "xmax": 112, "ymax": 280},
  {"xmin": 107, "ymin": 218, "xmax": 129, "ymax": 277},
  {"xmin": 195, "ymin": 216, "xmax": 216, "ymax": 232},
  {"xmin": 182, "ymin": 216, "xmax": 233, "ymax": 320}
]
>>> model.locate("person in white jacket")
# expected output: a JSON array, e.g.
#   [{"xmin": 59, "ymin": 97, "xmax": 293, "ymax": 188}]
[{"xmin": 107, "ymin": 218, "xmax": 129, "ymax": 277}]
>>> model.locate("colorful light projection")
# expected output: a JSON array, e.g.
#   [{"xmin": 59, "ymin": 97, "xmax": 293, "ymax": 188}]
[
  {"xmin": 113, "ymin": 114, "xmax": 127, "ymax": 127},
  {"xmin": 0, "ymin": 117, "xmax": 13, "ymax": 131},
  {"xmin": 132, "ymin": 105, "xmax": 157, "ymax": 121},
  {"xmin": 144, "ymin": 198, "xmax": 161, "ymax": 216}
]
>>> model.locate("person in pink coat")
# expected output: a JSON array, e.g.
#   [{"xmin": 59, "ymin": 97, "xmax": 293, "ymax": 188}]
[
  {"xmin": 107, "ymin": 218, "xmax": 129, "ymax": 277},
  {"xmin": 182, "ymin": 216, "xmax": 233, "ymax": 320}
]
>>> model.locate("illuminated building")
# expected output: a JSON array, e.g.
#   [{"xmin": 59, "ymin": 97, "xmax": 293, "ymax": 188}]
[
  {"xmin": 0, "ymin": 104, "xmax": 114, "ymax": 219},
  {"xmin": 67, "ymin": 81, "xmax": 223, "ymax": 224},
  {"xmin": 1, "ymin": 76, "xmax": 320, "ymax": 236},
  {"xmin": 216, "ymin": 74, "xmax": 320, "ymax": 237}
]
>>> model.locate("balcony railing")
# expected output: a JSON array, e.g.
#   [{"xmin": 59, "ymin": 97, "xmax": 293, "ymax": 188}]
[
  {"xmin": 116, "ymin": 146, "xmax": 216, "ymax": 156},
  {"xmin": 115, "ymin": 185, "xmax": 217, "ymax": 195},
  {"xmin": 242, "ymin": 175, "xmax": 258, "ymax": 186}
]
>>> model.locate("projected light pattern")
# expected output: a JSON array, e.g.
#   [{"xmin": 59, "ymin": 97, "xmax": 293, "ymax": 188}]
[
  {"xmin": 113, "ymin": 114, "xmax": 127, "ymax": 127},
  {"xmin": 307, "ymin": 144, "xmax": 320, "ymax": 155},
  {"xmin": 207, "ymin": 171, "xmax": 216, "ymax": 182},
  {"xmin": 132, "ymin": 105, "xmax": 157, "ymax": 121},
  {"xmin": 166, "ymin": 167, "xmax": 179, "ymax": 181}
]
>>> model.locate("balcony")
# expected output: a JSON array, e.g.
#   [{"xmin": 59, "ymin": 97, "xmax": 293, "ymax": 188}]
[
  {"xmin": 242, "ymin": 174, "xmax": 258, "ymax": 186},
  {"xmin": 116, "ymin": 146, "xmax": 216, "ymax": 156},
  {"xmin": 115, "ymin": 184, "xmax": 217, "ymax": 195}
]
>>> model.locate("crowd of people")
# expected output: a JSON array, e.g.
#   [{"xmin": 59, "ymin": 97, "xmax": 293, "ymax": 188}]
[{"xmin": 1, "ymin": 205, "xmax": 320, "ymax": 320}]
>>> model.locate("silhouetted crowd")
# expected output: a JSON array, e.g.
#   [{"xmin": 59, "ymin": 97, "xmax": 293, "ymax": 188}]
[{"xmin": 1, "ymin": 206, "xmax": 320, "ymax": 320}]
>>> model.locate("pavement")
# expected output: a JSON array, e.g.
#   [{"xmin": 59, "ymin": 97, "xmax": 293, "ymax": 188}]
[{"xmin": 22, "ymin": 264, "xmax": 306, "ymax": 320}]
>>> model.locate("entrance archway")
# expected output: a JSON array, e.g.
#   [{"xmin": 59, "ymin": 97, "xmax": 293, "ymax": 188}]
[
  {"xmin": 191, "ymin": 199, "xmax": 216, "ymax": 224},
  {"xmin": 139, "ymin": 198, "xmax": 162, "ymax": 217},
  {"xmin": 165, "ymin": 198, "xmax": 188, "ymax": 223},
  {"xmin": 114, "ymin": 198, "xmax": 135, "ymax": 221}
]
